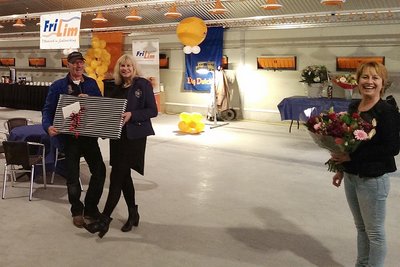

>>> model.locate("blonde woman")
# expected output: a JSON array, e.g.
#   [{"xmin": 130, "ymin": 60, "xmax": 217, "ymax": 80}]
[{"xmin": 84, "ymin": 54, "xmax": 158, "ymax": 238}]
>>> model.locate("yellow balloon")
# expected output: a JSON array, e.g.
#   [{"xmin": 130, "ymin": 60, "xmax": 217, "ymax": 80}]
[
  {"xmin": 97, "ymin": 81, "xmax": 104, "ymax": 95},
  {"xmin": 94, "ymin": 48, "xmax": 102, "ymax": 59},
  {"xmin": 85, "ymin": 55, "xmax": 94, "ymax": 63},
  {"xmin": 84, "ymin": 66, "xmax": 94, "ymax": 74},
  {"xmin": 178, "ymin": 121, "xmax": 190, "ymax": 132},
  {"xmin": 188, "ymin": 120, "xmax": 197, "ymax": 129},
  {"xmin": 92, "ymin": 40, "xmax": 100, "ymax": 49},
  {"xmin": 195, "ymin": 122, "xmax": 205, "ymax": 132},
  {"xmin": 88, "ymin": 72, "xmax": 97, "ymax": 80},
  {"xmin": 99, "ymin": 39, "xmax": 107, "ymax": 49},
  {"xmin": 176, "ymin": 17, "xmax": 207, "ymax": 47},
  {"xmin": 96, "ymin": 65, "xmax": 107, "ymax": 75},
  {"xmin": 179, "ymin": 112, "xmax": 191, "ymax": 123},
  {"xmin": 91, "ymin": 60, "xmax": 100, "ymax": 68},
  {"xmin": 103, "ymin": 53, "xmax": 111, "ymax": 62},
  {"xmin": 85, "ymin": 48, "xmax": 94, "ymax": 57},
  {"xmin": 191, "ymin": 112, "xmax": 203, "ymax": 122}
]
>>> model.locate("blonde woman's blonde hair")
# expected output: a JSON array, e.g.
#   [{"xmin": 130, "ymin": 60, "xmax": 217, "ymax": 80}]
[
  {"xmin": 113, "ymin": 54, "xmax": 140, "ymax": 85},
  {"xmin": 356, "ymin": 61, "xmax": 388, "ymax": 96}
]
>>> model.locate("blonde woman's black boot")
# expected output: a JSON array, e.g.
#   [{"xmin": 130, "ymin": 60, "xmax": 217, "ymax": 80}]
[
  {"xmin": 84, "ymin": 214, "xmax": 112, "ymax": 238},
  {"xmin": 121, "ymin": 205, "xmax": 140, "ymax": 232}
]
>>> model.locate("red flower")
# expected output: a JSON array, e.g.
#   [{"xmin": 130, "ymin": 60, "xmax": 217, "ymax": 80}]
[
  {"xmin": 328, "ymin": 113, "xmax": 337, "ymax": 120},
  {"xmin": 335, "ymin": 138, "xmax": 344, "ymax": 145}
]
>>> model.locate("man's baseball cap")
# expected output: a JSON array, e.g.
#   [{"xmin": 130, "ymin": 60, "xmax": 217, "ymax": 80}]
[{"xmin": 67, "ymin": 51, "xmax": 85, "ymax": 63}]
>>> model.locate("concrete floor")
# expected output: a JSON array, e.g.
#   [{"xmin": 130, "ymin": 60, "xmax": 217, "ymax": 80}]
[{"xmin": 1, "ymin": 107, "xmax": 400, "ymax": 267}]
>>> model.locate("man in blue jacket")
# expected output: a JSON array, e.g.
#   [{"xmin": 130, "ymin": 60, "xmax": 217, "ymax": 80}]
[{"xmin": 42, "ymin": 51, "xmax": 106, "ymax": 228}]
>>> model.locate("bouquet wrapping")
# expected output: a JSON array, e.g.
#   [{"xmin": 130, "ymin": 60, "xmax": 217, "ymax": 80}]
[
  {"xmin": 332, "ymin": 73, "xmax": 357, "ymax": 90},
  {"xmin": 306, "ymin": 108, "xmax": 376, "ymax": 172}
]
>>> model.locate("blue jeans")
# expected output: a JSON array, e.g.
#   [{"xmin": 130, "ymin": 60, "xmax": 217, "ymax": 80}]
[{"xmin": 344, "ymin": 173, "xmax": 389, "ymax": 267}]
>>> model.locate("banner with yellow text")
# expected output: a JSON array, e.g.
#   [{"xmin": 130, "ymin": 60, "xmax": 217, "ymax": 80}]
[{"xmin": 40, "ymin": 12, "xmax": 81, "ymax": 49}]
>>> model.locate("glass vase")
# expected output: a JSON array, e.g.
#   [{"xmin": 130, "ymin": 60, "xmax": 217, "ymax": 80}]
[
  {"xmin": 344, "ymin": 89, "xmax": 353, "ymax": 100},
  {"xmin": 303, "ymin": 83, "xmax": 324, "ymax": 98}
]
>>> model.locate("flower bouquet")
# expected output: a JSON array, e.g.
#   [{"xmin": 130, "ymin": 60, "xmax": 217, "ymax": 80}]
[
  {"xmin": 332, "ymin": 73, "xmax": 358, "ymax": 90},
  {"xmin": 305, "ymin": 108, "xmax": 376, "ymax": 172},
  {"xmin": 300, "ymin": 65, "xmax": 329, "ymax": 85}
]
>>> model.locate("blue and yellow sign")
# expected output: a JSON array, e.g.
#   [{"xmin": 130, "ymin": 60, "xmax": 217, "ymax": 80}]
[{"xmin": 40, "ymin": 12, "xmax": 81, "ymax": 49}]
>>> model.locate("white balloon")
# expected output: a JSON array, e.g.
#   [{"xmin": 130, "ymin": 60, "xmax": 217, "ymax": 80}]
[
  {"xmin": 192, "ymin": 46, "xmax": 201, "ymax": 54},
  {"xmin": 183, "ymin": 46, "xmax": 192, "ymax": 54},
  {"xmin": 63, "ymin": 49, "xmax": 69, "ymax": 55}
]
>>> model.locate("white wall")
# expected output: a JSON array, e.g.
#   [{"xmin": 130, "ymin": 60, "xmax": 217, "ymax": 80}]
[
  {"xmin": 1, "ymin": 23, "xmax": 399, "ymax": 122},
  {"xmin": 130, "ymin": 24, "xmax": 400, "ymax": 121}
]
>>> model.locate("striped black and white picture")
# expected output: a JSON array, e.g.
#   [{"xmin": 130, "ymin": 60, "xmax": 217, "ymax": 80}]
[{"xmin": 53, "ymin": 94, "xmax": 127, "ymax": 139}]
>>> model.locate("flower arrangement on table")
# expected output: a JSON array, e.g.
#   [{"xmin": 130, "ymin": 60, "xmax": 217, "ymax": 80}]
[
  {"xmin": 332, "ymin": 73, "xmax": 358, "ymax": 90},
  {"xmin": 300, "ymin": 65, "xmax": 329, "ymax": 85},
  {"xmin": 305, "ymin": 107, "xmax": 376, "ymax": 172}
]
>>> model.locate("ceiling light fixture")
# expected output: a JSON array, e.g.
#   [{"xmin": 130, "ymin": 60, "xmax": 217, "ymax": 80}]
[
  {"xmin": 13, "ymin": 18, "xmax": 26, "ymax": 27},
  {"xmin": 320, "ymin": 0, "xmax": 346, "ymax": 6},
  {"xmin": 164, "ymin": 3, "xmax": 182, "ymax": 19},
  {"xmin": 260, "ymin": 0, "xmax": 282, "ymax": 10},
  {"xmin": 125, "ymin": 8, "xmax": 143, "ymax": 21},
  {"xmin": 92, "ymin": 11, "xmax": 108, "ymax": 23},
  {"xmin": 209, "ymin": 0, "xmax": 228, "ymax": 15}
]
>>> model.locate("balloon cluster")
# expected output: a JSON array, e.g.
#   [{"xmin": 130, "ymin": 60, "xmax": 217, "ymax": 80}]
[
  {"xmin": 176, "ymin": 17, "xmax": 207, "ymax": 55},
  {"xmin": 178, "ymin": 112, "xmax": 205, "ymax": 134},
  {"xmin": 84, "ymin": 37, "xmax": 112, "ymax": 94}
]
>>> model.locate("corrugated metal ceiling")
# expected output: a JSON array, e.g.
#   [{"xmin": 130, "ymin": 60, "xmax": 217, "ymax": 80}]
[{"xmin": 0, "ymin": 0, "xmax": 399, "ymax": 38}]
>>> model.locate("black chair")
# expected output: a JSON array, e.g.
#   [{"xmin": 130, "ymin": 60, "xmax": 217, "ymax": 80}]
[
  {"xmin": 2, "ymin": 140, "xmax": 46, "ymax": 201},
  {"xmin": 0, "ymin": 132, "xmax": 6, "ymax": 154}
]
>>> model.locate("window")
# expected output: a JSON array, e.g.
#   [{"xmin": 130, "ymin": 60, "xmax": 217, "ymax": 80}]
[
  {"xmin": 61, "ymin": 58, "xmax": 68, "ymax": 68},
  {"xmin": 28, "ymin": 58, "xmax": 46, "ymax": 67},
  {"xmin": 257, "ymin": 56, "xmax": 297, "ymax": 71},
  {"xmin": 336, "ymin": 57, "xmax": 385, "ymax": 71},
  {"xmin": 0, "ymin": 58, "xmax": 15, "ymax": 67},
  {"xmin": 159, "ymin": 53, "xmax": 169, "ymax": 69}
]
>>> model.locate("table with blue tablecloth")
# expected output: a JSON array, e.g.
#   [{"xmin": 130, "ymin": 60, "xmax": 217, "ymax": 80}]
[{"xmin": 277, "ymin": 96, "xmax": 352, "ymax": 132}]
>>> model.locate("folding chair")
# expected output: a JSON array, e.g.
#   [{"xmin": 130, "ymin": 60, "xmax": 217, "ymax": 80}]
[
  {"xmin": 2, "ymin": 141, "xmax": 46, "ymax": 201},
  {"xmin": 50, "ymin": 147, "xmax": 83, "ymax": 191}
]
